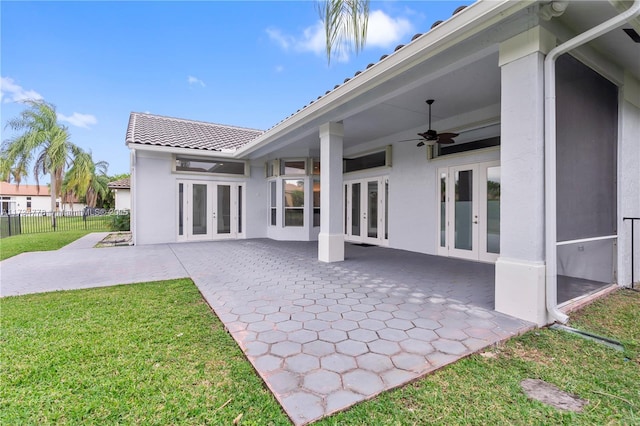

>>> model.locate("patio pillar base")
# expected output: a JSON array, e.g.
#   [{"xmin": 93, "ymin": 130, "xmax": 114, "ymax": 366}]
[
  {"xmin": 318, "ymin": 233, "xmax": 344, "ymax": 263},
  {"xmin": 495, "ymin": 258, "xmax": 548, "ymax": 326}
]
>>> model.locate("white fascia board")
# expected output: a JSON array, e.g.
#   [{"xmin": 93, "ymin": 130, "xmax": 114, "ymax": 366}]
[
  {"xmin": 126, "ymin": 142, "xmax": 236, "ymax": 158},
  {"xmin": 235, "ymin": 0, "xmax": 534, "ymax": 159}
]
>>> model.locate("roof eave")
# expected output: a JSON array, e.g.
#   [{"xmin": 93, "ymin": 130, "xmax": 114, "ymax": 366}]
[
  {"xmin": 235, "ymin": 0, "xmax": 533, "ymax": 158},
  {"xmin": 127, "ymin": 142, "xmax": 237, "ymax": 158}
]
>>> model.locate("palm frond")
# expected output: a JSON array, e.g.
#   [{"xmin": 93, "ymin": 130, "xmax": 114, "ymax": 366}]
[{"xmin": 317, "ymin": 0, "xmax": 369, "ymax": 64}]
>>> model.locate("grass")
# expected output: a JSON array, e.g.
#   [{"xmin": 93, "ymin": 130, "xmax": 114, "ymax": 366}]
[
  {"xmin": 1, "ymin": 281, "xmax": 638, "ymax": 425},
  {"xmin": 1, "ymin": 279, "xmax": 288, "ymax": 425},
  {"xmin": 0, "ymin": 230, "xmax": 100, "ymax": 261}
]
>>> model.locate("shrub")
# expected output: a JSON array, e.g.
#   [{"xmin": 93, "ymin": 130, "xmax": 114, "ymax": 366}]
[{"xmin": 110, "ymin": 213, "xmax": 130, "ymax": 231}]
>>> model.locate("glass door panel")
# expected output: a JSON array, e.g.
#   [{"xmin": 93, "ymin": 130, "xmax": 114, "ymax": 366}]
[
  {"xmin": 237, "ymin": 185, "xmax": 243, "ymax": 234},
  {"xmin": 454, "ymin": 170, "xmax": 473, "ymax": 250},
  {"xmin": 367, "ymin": 181, "xmax": 378, "ymax": 239},
  {"xmin": 217, "ymin": 184, "xmax": 231, "ymax": 234},
  {"xmin": 439, "ymin": 171, "xmax": 447, "ymax": 249},
  {"xmin": 192, "ymin": 184, "xmax": 208, "ymax": 236},
  {"xmin": 351, "ymin": 183, "xmax": 361, "ymax": 237},
  {"xmin": 447, "ymin": 165, "xmax": 479, "ymax": 260}
]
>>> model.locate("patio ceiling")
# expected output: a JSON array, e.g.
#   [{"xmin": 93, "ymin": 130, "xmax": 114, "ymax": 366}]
[{"xmin": 244, "ymin": 0, "xmax": 638, "ymax": 160}]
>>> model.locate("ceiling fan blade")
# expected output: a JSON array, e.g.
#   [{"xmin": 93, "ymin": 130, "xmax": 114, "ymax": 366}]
[
  {"xmin": 417, "ymin": 141, "xmax": 425, "ymax": 147},
  {"xmin": 437, "ymin": 138, "xmax": 455, "ymax": 144},
  {"xmin": 437, "ymin": 132, "xmax": 459, "ymax": 139}
]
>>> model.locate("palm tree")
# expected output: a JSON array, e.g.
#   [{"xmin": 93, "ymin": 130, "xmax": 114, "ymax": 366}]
[
  {"xmin": 2, "ymin": 100, "xmax": 73, "ymax": 214},
  {"xmin": 318, "ymin": 0, "xmax": 369, "ymax": 63},
  {"xmin": 62, "ymin": 148, "xmax": 110, "ymax": 208}
]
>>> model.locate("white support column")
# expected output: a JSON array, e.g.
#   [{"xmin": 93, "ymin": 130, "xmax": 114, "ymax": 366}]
[
  {"xmin": 495, "ymin": 27, "xmax": 555, "ymax": 325},
  {"xmin": 318, "ymin": 122, "xmax": 344, "ymax": 262}
]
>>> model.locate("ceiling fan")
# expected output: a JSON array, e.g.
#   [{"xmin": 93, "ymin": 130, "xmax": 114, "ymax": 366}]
[{"xmin": 399, "ymin": 99, "xmax": 459, "ymax": 146}]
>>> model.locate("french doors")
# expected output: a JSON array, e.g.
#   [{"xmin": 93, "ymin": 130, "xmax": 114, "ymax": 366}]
[
  {"xmin": 178, "ymin": 181, "xmax": 244, "ymax": 241},
  {"xmin": 437, "ymin": 161, "xmax": 500, "ymax": 262},
  {"xmin": 344, "ymin": 176, "xmax": 388, "ymax": 246}
]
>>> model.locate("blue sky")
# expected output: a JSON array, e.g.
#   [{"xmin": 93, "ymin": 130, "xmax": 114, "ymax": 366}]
[{"xmin": 1, "ymin": 0, "xmax": 471, "ymax": 181}]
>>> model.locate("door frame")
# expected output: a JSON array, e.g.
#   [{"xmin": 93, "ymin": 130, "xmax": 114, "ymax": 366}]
[
  {"xmin": 344, "ymin": 176, "xmax": 389, "ymax": 246},
  {"xmin": 177, "ymin": 179, "xmax": 246, "ymax": 242},
  {"xmin": 437, "ymin": 161, "xmax": 499, "ymax": 262}
]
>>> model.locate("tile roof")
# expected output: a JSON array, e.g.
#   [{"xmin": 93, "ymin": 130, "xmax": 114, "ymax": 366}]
[
  {"xmin": 126, "ymin": 112, "xmax": 264, "ymax": 152},
  {"xmin": 108, "ymin": 177, "xmax": 130, "ymax": 189},
  {"xmin": 0, "ymin": 182, "xmax": 51, "ymax": 196}
]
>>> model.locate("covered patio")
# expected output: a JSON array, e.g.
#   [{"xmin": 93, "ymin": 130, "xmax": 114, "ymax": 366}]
[{"xmin": 170, "ymin": 240, "xmax": 533, "ymax": 424}]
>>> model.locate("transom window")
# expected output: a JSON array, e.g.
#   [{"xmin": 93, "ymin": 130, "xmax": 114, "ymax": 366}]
[
  {"xmin": 175, "ymin": 156, "xmax": 246, "ymax": 175},
  {"xmin": 280, "ymin": 159, "xmax": 306, "ymax": 176},
  {"xmin": 344, "ymin": 146, "xmax": 391, "ymax": 173}
]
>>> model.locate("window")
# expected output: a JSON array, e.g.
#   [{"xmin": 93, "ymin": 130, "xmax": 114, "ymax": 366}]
[
  {"xmin": 436, "ymin": 136, "xmax": 500, "ymax": 157},
  {"xmin": 175, "ymin": 156, "xmax": 246, "ymax": 175},
  {"xmin": 269, "ymin": 180, "xmax": 277, "ymax": 226},
  {"xmin": 344, "ymin": 146, "xmax": 391, "ymax": 173},
  {"xmin": 26, "ymin": 196, "xmax": 32, "ymax": 212},
  {"xmin": 284, "ymin": 179, "xmax": 304, "ymax": 226},
  {"xmin": 280, "ymin": 159, "xmax": 306, "ymax": 176},
  {"xmin": 312, "ymin": 159, "xmax": 320, "ymax": 175},
  {"xmin": 266, "ymin": 159, "xmax": 279, "ymax": 177},
  {"xmin": 313, "ymin": 179, "xmax": 320, "ymax": 227}
]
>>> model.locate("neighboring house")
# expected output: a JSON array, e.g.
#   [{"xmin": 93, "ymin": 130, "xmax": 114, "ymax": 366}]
[
  {"xmin": 108, "ymin": 177, "xmax": 131, "ymax": 211},
  {"xmin": 125, "ymin": 0, "xmax": 640, "ymax": 326},
  {"xmin": 0, "ymin": 182, "xmax": 86, "ymax": 213}
]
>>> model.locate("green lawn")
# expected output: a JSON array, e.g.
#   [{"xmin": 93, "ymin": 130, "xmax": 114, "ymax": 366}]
[
  {"xmin": 2, "ymin": 280, "xmax": 638, "ymax": 425},
  {"xmin": 0, "ymin": 230, "xmax": 101, "ymax": 261}
]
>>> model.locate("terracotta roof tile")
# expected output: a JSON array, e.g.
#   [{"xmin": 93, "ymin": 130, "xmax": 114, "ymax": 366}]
[
  {"xmin": 126, "ymin": 112, "xmax": 263, "ymax": 151},
  {"xmin": 0, "ymin": 182, "xmax": 51, "ymax": 196},
  {"xmin": 108, "ymin": 177, "xmax": 130, "ymax": 189}
]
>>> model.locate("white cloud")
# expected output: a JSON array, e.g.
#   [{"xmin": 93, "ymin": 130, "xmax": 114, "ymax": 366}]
[
  {"xmin": 187, "ymin": 75, "xmax": 206, "ymax": 87},
  {"xmin": 266, "ymin": 9, "xmax": 413, "ymax": 63},
  {"xmin": 275, "ymin": 65, "xmax": 285, "ymax": 73},
  {"xmin": 266, "ymin": 28, "xmax": 292, "ymax": 50},
  {"xmin": 0, "ymin": 76, "xmax": 44, "ymax": 103},
  {"xmin": 57, "ymin": 112, "xmax": 98, "ymax": 129},
  {"xmin": 366, "ymin": 10, "xmax": 413, "ymax": 48}
]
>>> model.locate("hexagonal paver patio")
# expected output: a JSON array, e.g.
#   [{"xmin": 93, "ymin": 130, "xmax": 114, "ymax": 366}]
[{"xmin": 170, "ymin": 240, "xmax": 533, "ymax": 425}]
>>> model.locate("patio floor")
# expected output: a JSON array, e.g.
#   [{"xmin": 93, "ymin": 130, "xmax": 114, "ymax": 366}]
[{"xmin": 170, "ymin": 240, "xmax": 534, "ymax": 425}]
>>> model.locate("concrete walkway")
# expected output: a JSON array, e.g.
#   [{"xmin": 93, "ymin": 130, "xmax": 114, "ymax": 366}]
[
  {"xmin": 1, "ymin": 235, "xmax": 534, "ymax": 425},
  {"xmin": 0, "ymin": 234, "xmax": 188, "ymax": 297}
]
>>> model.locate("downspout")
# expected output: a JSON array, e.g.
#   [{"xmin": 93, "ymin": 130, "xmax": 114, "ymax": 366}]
[{"xmin": 544, "ymin": 0, "xmax": 640, "ymax": 323}]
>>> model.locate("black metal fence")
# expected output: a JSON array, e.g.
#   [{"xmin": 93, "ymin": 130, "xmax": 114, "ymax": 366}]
[{"xmin": 0, "ymin": 210, "xmax": 129, "ymax": 238}]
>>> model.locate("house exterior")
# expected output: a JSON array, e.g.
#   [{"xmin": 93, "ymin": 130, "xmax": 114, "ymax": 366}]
[
  {"xmin": 0, "ymin": 182, "xmax": 86, "ymax": 213},
  {"xmin": 108, "ymin": 177, "xmax": 131, "ymax": 211},
  {"xmin": 125, "ymin": 0, "xmax": 640, "ymax": 326}
]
